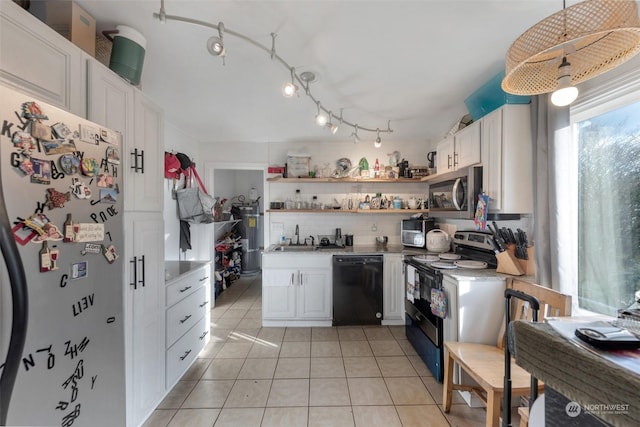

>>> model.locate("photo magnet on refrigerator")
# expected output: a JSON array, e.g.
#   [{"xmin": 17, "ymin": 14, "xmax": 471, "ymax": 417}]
[
  {"xmin": 45, "ymin": 187, "xmax": 71, "ymax": 210},
  {"xmin": 21, "ymin": 101, "xmax": 48, "ymax": 120},
  {"xmin": 103, "ymin": 244, "xmax": 119, "ymax": 264},
  {"xmin": 70, "ymin": 177, "xmax": 92, "ymax": 199}
]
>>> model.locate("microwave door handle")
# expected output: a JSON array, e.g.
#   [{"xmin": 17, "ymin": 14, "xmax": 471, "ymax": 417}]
[{"xmin": 452, "ymin": 178, "xmax": 463, "ymax": 210}]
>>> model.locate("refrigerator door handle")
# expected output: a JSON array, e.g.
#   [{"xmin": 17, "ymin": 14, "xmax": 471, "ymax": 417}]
[
  {"xmin": 138, "ymin": 255, "xmax": 145, "ymax": 287},
  {"xmin": 130, "ymin": 256, "xmax": 137, "ymax": 290}
]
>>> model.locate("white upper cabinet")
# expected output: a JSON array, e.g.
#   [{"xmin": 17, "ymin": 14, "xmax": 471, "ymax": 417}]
[
  {"xmin": 87, "ymin": 60, "xmax": 134, "ymax": 144},
  {"xmin": 0, "ymin": 1, "xmax": 85, "ymax": 116},
  {"xmin": 87, "ymin": 60, "xmax": 163, "ymax": 212},
  {"xmin": 481, "ymin": 104, "xmax": 533, "ymax": 213},
  {"xmin": 436, "ymin": 121, "xmax": 481, "ymax": 173},
  {"xmin": 131, "ymin": 91, "xmax": 164, "ymax": 212}
]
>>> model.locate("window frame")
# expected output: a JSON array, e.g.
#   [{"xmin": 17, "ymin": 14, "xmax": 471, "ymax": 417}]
[{"xmin": 568, "ymin": 61, "xmax": 640, "ymax": 316}]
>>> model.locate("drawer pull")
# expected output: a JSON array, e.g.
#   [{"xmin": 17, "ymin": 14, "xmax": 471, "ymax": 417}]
[
  {"xmin": 179, "ymin": 285, "xmax": 192, "ymax": 293},
  {"xmin": 179, "ymin": 315, "xmax": 192, "ymax": 324},
  {"xmin": 199, "ymin": 301, "xmax": 209, "ymax": 308},
  {"xmin": 179, "ymin": 349, "xmax": 192, "ymax": 361},
  {"xmin": 199, "ymin": 276, "xmax": 209, "ymax": 282},
  {"xmin": 199, "ymin": 331, "xmax": 209, "ymax": 340}
]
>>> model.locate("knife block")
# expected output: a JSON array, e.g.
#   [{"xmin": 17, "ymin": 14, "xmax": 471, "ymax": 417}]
[
  {"xmin": 505, "ymin": 244, "xmax": 535, "ymax": 276},
  {"xmin": 496, "ymin": 250, "xmax": 525, "ymax": 276}
]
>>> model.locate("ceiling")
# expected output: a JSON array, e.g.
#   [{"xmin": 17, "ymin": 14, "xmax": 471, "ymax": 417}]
[{"xmin": 76, "ymin": 0, "xmax": 580, "ymax": 145}]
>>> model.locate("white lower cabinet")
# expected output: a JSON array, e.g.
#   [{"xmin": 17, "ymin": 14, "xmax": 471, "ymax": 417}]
[
  {"xmin": 164, "ymin": 263, "xmax": 211, "ymax": 388},
  {"xmin": 124, "ymin": 212, "xmax": 165, "ymax": 427},
  {"xmin": 383, "ymin": 253, "xmax": 405, "ymax": 325},
  {"xmin": 262, "ymin": 254, "xmax": 332, "ymax": 326}
]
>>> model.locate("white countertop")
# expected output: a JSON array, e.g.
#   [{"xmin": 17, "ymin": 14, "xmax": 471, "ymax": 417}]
[
  {"xmin": 164, "ymin": 260, "xmax": 211, "ymax": 283},
  {"xmin": 264, "ymin": 243, "xmax": 429, "ymax": 255},
  {"xmin": 264, "ymin": 244, "xmax": 533, "ymax": 281}
]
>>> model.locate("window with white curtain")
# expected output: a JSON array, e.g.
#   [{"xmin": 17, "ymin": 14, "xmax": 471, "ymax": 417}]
[{"xmin": 571, "ymin": 72, "xmax": 640, "ymax": 316}]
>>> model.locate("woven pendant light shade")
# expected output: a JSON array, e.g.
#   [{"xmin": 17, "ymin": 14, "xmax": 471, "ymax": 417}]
[{"xmin": 502, "ymin": 0, "xmax": 640, "ymax": 95}]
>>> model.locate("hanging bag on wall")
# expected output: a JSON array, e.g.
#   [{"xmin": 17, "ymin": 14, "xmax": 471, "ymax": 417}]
[{"xmin": 176, "ymin": 164, "xmax": 216, "ymax": 224}]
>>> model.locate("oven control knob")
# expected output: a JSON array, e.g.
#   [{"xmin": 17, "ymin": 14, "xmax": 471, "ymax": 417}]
[{"xmin": 376, "ymin": 312, "xmax": 382, "ymax": 319}]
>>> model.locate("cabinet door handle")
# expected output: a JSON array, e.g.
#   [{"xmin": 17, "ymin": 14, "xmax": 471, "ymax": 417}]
[
  {"xmin": 138, "ymin": 255, "xmax": 145, "ymax": 287},
  {"xmin": 199, "ymin": 276, "xmax": 209, "ymax": 282},
  {"xmin": 130, "ymin": 256, "xmax": 137, "ymax": 290},
  {"xmin": 180, "ymin": 349, "xmax": 192, "ymax": 360},
  {"xmin": 290, "ymin": 273, "xmax": 294, "ymax": 286},
  {"xmin": 199, "ymin": 331, "xmax": 208, "ymax": 340},
  {"xmin": 179, "ymin": 285, "xmax": 192, "ymax": 293},
  {"xmin": 180, "ymin": 314, "xmax": 192, "ymax": 324},
  {"xmin": 453, "ymin": 152, "xmax": 459, "ymax": 168},
  {"xmin": 299, "ymin": 271, "xmax": 303, "ymax": 286},
  {"xmin": 447, "ymin": 154, "xmax": 452, "ymax": 169},
  {"xmin": 130, "ymin": 149, "xmax": 144, "ymax": 173},
  {"xmin": 199, "ymin": 301, "xmax": 209, "ymax": 308}
]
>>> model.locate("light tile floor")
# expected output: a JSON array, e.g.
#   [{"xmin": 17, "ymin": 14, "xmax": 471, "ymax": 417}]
[{"xmin": 143, "ymin": 275, "xmax": 521, "ymax": 427}]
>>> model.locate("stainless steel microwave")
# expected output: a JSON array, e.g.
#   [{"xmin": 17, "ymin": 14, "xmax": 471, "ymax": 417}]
[
  {"xmin": 401, "ymin": 217, "xmax": 436, "ymax": 248},
  {"xmin": 428, "ymin": 166, "xmax": 482, "ymax": 219}
]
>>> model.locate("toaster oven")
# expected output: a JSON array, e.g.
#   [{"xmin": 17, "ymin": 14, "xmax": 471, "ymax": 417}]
[{"xmin": 401, "ymin": 217, "xmax": 436, "ymax": 248}]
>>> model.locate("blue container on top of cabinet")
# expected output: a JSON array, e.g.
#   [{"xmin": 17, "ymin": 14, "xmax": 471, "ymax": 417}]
[{"xmin": 464, "ymin": 70, "xmax": 530, "ymax": 121}]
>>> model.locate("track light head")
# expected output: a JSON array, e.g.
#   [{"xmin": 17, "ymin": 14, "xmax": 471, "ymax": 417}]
[
  {"xmin": 207, "ymin": 22, "xmax": 226, "ymax": 59},
  {"xmin": 207, "ymin": 36, "xmax": 225, "ymax": 56},
  {"xmin": 315, "ymin": 102, "xmax": 328, "ymax": 126},
  {"xmin": 374, "ymin": 129, "xmax": 382, "ymax": 148},
  {"xmin": 282, "ymin": 67, "xmax": 298, "ymax": 97},
  {"xmin": 282, "ymin": 82, "xmax": 298, "ymax": 97}
]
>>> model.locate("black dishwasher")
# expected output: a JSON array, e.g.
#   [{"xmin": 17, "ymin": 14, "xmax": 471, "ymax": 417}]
[{"xmin": 332, "ymin": 255, "xmax": 383, "ymax": 326}]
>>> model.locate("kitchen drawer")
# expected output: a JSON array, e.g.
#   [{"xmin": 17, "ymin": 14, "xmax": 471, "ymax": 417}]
[
  {"xmin": 166, "ymin": 266, "xmax": 210, "ymax": 307},
  {"xmin": 166, "ymin": 285, "xmax": 209, "ymax": 346},
  {"xmin": 166, "ymin": 315, "xmax": 208, "ymax": 387}
]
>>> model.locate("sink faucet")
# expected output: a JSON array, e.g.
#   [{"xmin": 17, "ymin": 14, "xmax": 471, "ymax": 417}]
[
  {"xmin": 308, "ymin": 236, "xmax": 315, "ymax": 246},
  {"xmin": 294, "ymin": 224, "xmax": 300, "ymax": 245}
]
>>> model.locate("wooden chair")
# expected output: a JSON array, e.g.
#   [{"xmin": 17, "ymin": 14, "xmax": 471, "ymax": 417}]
[{"xmin": 442, "ymin": 279, "xmax": 571, "ymax": 427}]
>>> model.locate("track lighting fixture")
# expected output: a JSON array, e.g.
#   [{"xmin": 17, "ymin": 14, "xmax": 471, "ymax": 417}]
[
  {"xmin": 282, "ymin": 67, "xmax": 298, "ymax": 98},
  {"xmin": 351, "ymin": 125, "xmax": 360, "ymax": 143},
  {"xmin": 158, "ymin": 0, "xmax": 166, "ymax": 23},
  {"xmin": 374, "ymin": 129, "xmax": 382, "ymax": 148},
  {"xmin": 154, "ymin": 1, "xmax": 394, "ymax": 139},
  {"xmin": 206, "ymin": 22, "xmax": 226, "ymax": 65},
  {"xmin": 551, "ymin": 57, "xmax": 579, "ymax": 107},
  {"xmin": 315, "ymin": 102, "xmax": 328, "ymax": 126},
  {"xmin": 325, "ymin": 111, "xmax": 338, "ymax": 134}
]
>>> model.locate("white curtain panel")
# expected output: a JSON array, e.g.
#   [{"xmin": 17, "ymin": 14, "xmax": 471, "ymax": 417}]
[{"xmin": 531, "ymin": 95, "xmax": 576, "ymax": 300}]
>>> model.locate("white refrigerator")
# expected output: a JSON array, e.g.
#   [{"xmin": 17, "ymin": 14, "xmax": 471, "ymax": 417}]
[{"xmin": 0, "ymin": 84, "xmax": 126, "ymax": 426}]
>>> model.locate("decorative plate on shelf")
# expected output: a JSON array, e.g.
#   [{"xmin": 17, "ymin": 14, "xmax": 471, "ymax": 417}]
[{"xmin": 336, "ymin": 158, "xmax": 352, "ymax": 172}]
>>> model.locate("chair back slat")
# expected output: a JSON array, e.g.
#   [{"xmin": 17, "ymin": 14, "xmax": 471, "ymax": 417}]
[{"xmin": 496, "ymin": 279, "xmax": 572, "ymax": 349}]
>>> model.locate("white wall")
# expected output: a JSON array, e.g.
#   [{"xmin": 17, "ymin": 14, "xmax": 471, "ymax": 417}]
[{"xmin": 163, "ymin": 122, "xmax": 210, "ymax": 261}]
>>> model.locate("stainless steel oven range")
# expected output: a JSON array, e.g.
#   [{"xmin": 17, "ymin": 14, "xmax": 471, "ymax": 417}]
[
  {"xmin": 404, "ymin": 259, "xmax": 444, "ymax": 381},
  {"xmin": 404, "ymin": 230, "xmax": 502, "ymax": 383}
]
